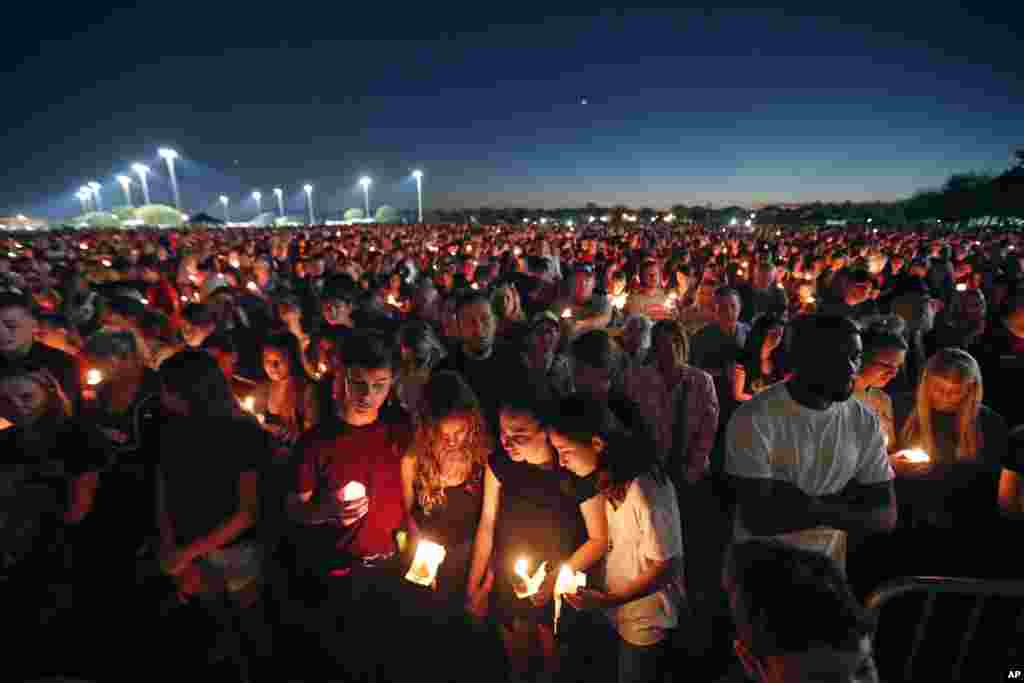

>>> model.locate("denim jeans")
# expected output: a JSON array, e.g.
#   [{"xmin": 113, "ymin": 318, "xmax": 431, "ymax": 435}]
[{"xmin": 618, "ymin": 635, "xmax": 668, "ymax": 683}]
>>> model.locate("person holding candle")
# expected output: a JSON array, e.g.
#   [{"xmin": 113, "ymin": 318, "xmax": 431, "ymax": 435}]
[
  {"xmin": 251, "ymin": 331, "xmax": 320, "ymax": 458},
  {"xmin": 890, "ymin": 348, "xmax": 1009, "ymax": 577},
  {"xmin": 551, "ymin": 395, "xmax": 684, "ymax": 683},
  {"xmin": 287, "ymin": 330, "xmax": 414, "ymax": 681},
  {"xmin": 400, "ymin": 371, "xmax": 493, "ymax": 678},
  {"xmin": 624, "ymin": 259, "xmax": 673, "ymax": 322},
  {"xmin": 466, "ymin": 388, "xmax": 608, "ymax": 683}
]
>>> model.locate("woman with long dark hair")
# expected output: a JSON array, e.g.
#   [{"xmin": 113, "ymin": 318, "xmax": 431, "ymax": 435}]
[
  {"xmin": 550, "ymin": 395, "xmax": 684, "ymax": 683},
  {"xmin": 251, "ymin": 331, "xmax": 320, "ymax": 455},
  {"xmin": 735, "ymin": 313, "xmax": 788, "ymax": 402}
]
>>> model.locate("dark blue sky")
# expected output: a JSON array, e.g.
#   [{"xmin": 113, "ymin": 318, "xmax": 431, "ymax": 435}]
[{"xmin": 2, "ymin": 3, "xmax": 1021, "ymax": 219}]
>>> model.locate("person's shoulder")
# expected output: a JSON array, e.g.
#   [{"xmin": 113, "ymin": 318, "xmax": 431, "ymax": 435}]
[{"xmin": 739, "ymin": 381, "xmax": 789, "ymax": 414}]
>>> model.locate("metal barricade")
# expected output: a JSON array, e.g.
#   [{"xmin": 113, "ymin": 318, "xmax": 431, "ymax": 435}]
[{"xmin": 866, "ymin": 576, "xmax": 1024, "ymax": 682}]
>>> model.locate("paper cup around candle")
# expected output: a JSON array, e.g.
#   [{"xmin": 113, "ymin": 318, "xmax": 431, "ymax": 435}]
[
  {"xmin": 514, "ymin": 558, "xmax": 548, "ymax": 599},
  {"xmin": 405, "ymin": 540, "xmax": 447, "ymax": 588},
  {"xmin": 341, "ymin": 481, "xmax": 367, "ymax": 502},
  {"xmin": 900, "ymin": 448, "xmax": 930, "ymax": 464},
  {"xmin": 242, "ymin": 396, "xmax": 255, "ymax": 413}
]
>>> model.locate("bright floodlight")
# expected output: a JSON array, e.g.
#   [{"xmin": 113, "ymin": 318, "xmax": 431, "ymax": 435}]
[
  {"xmin": 117, "ymin": 175, "xmax": 131, "ymax": 185},
  {"xmin": 252, "ymin": 191, "xmax": 262, "ymax": 201},
  {"xmin": 412, "ymin": 170, "xmax": 423, "ymax": 179},
  {"xmin": 132, "ymin": 163, "xmax": 149, "ymax": 175},
  {"xmin": 158, "ymin": 148, "xmax": 179, "ymax": 160},
  {"xmin": 359, "ymin": 177, "xmax": 372, "ymax": 189},
  {"xmin": 304, "ymin": 184, "xmax": 313, "ymax": 194},
  {"xmin": 273, "ymin": 188, "xmax": 283, "ymax": 196},
  {"xmin": 87, "ymin": 182, "xmax": 100, "ymax": 191},
  {"xmin": 220, "ymin": 195, "xmax": 229, "ymax": 205}
]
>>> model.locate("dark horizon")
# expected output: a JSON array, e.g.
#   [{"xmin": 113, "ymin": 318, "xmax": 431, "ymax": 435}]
[{"xmin": 2, "ymin": 4, "xmax": 1021, "ymax": 219}]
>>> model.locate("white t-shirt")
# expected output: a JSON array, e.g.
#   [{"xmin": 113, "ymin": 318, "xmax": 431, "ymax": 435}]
[
  {"xmin": 603, "ymin": 473, "xmax": 686, "ymax": 646},
  {"xmin": 725, "ymin": 382, "xmax": 894, "ymax": 569}
]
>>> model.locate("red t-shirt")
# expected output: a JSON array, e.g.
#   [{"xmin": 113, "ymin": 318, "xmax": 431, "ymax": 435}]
[{"xmin": 296, "ymin": 418, "xmax": 413, "ymax": 559}]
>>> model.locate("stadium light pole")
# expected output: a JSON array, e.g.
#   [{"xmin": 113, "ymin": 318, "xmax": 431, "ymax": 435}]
[
  {"xmin": 158, "ymin": 148, "xmax": 181, "ymax": 209},
  {"xmin": 117, "ymin": 175, "xmax": 133, "ymax": 207},
  {"xmin": 304, "ymin": 184, "xmax": 315, "ymax": 225},
  {"xmin": 132, "ymin": 164, "xmax": 151, "ymax": 205},
  {"xmin": 252, "ymin": 191, "xmax": 262, "ymax": 218},
  {"xmin": 87, "ymin": 182, "xmax": 102, "ymax": 212},
  {"xmin": 359, "ymin": 176, "xmax": 372, "ymax": 218},
  {"xmin": 273, "ymin": 188, "xmax": 284, "ymax": 217},
  {"xmin": 412, "ymin": 170, "xmax": 424, "ymax": 223},
  {"xmin": 220, "ymin": 195, "xmax": 230, "ymax": 223},
  {"xmin": 76, "ymin": 190, "xmax": 90, "ymax": 213}
]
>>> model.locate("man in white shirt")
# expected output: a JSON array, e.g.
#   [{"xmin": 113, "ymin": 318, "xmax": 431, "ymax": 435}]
[{"xmin": 725, "ymin": 314, "xmax": 897, "ymax": 572}]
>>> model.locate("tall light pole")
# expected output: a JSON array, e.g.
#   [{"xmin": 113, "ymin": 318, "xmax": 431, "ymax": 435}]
[
  {"xmin": 76, "ymin": 190, "xmax": 90, "ymax": 213},
  {"xmin": 359, "ymin": 176, "xmax": 372, "ymax": 218},
  {"xmin": 87, "ymin": 182, "xmax": 102, "ymax": 212},
  {"xmin": 158, "ymin": 148, "xmax": 181, "ymax": 209},
  {"xmin": 220, "ymin": 195, "xmax": 230, "ymax": 223},
  {"xmin": 273, "ymin": 188, "xmax": 284, "ymax": 217},
  {"xmin": 412, "ymin": 170, "xmax": 424, "ymax": 223},
  {"xmin": 117, "ymin": 175, "xmax": 133, "ymax": 207},
  {"xmin": 132, "ymin": 163, "xmax": 151, "ymax": 205},
  {"xmin": 304, "ymin": 184, "xmax": 315, "ymax": 225},
  {"xmin": 252, "ymin": 191, "xmax": 262, "ymax": 218}
]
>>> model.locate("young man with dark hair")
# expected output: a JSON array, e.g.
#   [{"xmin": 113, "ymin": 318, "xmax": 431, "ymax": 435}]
[
  {"xmin": 722, "ymin": 539, "xmax": 880, "ymax": 683},
  {"xmin": 287, "ymin": 329, "xmax": 414, "ymax": 680},
  {"xmin": 725, "ymin": 314, "xmax": 897, "ymax": 575}
]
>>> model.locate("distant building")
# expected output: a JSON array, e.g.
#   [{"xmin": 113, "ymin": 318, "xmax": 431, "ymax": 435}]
[{"xmin": 0, "ymin": 215, "xmax": 48, "ymax": 231}]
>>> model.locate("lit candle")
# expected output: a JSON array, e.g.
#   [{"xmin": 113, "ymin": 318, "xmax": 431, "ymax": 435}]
[
  {"xmin": 554, "ymin": 564, "xmax": 587, "ymax": 635},
  {"xmin": 561, "ymin": 308, "xmax": 572, "ymax": 319},
  {"xmin": 404, "ymin": 539, "xmax": 447, "ymax": 588},
  {"xmin": 140, "ymin": 298, "xmax": 149, "ymax": 305},
  {"xmin": 80, "ymin": 243, "xmax": 88, "ymax": 250},
  {"xmin": 611, "ymin": 294, "xmax": 627, "ymax": 310},
  {"xmin": 247, "ymin": 281, "xmax": 259, "ymax": 293},
  {"xmin": 318, "ymin": 362, "xmax": 328, "ymax": 375},
  {"xmin": 956, "ymin": 283, "xmax": 967, "ymax": 292},
  {"xmin": 387, "ymin": 294, "xmax": 399, "ymax": 306},
  {"xmin": 102, "ymin": 259, "xmax": 112, "ymax": 267},
  {"xmin": 86, "ymin": 369, "xmax": 103, "ymax": 386},
  {"xmin": 341, "ymin": 481, "xmax": 367, "ymax": 502},
  {"xmin": 514, "ymin": 558, "xmax": 548, "ymax": 599},
  {"xmin": 242, "ymin": 396, "xmax": 255, "ymax": 413},
  {"xmin": 471, "ymin": 282, "xmax": 480, "ymax": 290},
  {"xmin": 180, "ymin": 295, "xmax": 188, "ymax": 303},
  {"xmin": 229, "ymin": 258, "xmax": 240, "ymax": 269},
  {"xmin": 514, "ymin": 247, "xmax": 523, "ymax": 256},
  {"xmin": 899, "ymin": 448, "xmax": 930, "ymax": 464}
]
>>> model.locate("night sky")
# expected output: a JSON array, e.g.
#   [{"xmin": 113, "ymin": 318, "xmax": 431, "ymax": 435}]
[{"xmin": 2, "ymin": 3, "xmax": 1021, "ymax": 219}]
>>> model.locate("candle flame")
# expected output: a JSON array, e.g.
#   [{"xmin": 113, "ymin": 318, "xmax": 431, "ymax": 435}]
[
  {"xmin": 405, "ymin": 540, "xmax": 447, "ymax": 587},
  {"xmin": 611, "ymin": 294, "xmax": 627, "ymax": 310},
  {"xmin": 86, "ymin": 369, "xmax": 103, "ymax": 386},
  {"xmin": 102, "ymin": 259, "xmax": 112, "ymax": 267},
  {"xmin": 956, "ymin": 283, "xmax": 967, "ymax": 292},
  {"xmin": 514, "ymin": 558, "xmax": 548, "ymax": 598},
  {"xmin": 242, "ymin": 396, "xmax": 255, "ymax": 413},
  {"xmin": 900, "ymin": 448, "xmax": 930, "ymax": 464},
  {"xmin": 247, "ymin": 281, "xmax": 259, "ymax": 292},
  {"xmin": 471, "ymin": 282, "xmax": 480, "ymax": 290},
  {"xmin": 561, "ymin": 309, "xmax": 572, "ymax": 319},
  {"xmin": 341, "ymin": 481, "xmax": 366, "ymax": 502},
  {"xmin": 554, "ymin": 564, "xmax": 587, "ymax": 635}
]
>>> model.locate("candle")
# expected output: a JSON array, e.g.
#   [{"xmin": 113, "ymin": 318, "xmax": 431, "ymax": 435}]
[
  {"xmin": 956, "ymin": 283, "xmax": 967, "ymax": 292},
  {"xmin": 180, "ymin": 295, "xmax": 189, "ymax": 303},
  {"xmin": 899, "ymin": 448, "xmax": 930, "ymax": 464},
  {"xmin": 387, "ymin": 294, "xmax": 399, "ymax": 306},
  {"xmin": 140, "ymin": 298, "xmax": 149, "ymax": 305},
  {"xmin": 242, "ymin": 396, "xmax": 255, "ymax": 413},
  {"xmin": 247, "ymin": 281, "xmax": 259, "ymax": 293},
  {"xmin": 561, "ymin": 308, "xmax": 572, "ymax": 319},
  {"xmin": 513, "ymin": 558, "xmax": 548, "ymax": 599},
  {"xmin": 554, "ymin": 564, "xmax": 587, "ymax": 635},
  {"xmin": 102, "ymin": 259, "xmax": 112, "ymax": 267},
  {"xmin": 471, "ymin": 282, "xmax": 480, "ymax": 290},
  {"xmin": 341, "ymin": 481, "xmax": 367, "ymax": 502},
  {"xmin": 318, "ymin": 362, "xmax": 328, "ymax": 375},
  {"xmin": 514, "ymin": 247, "xmax": 523, "ymax": 256},
  {"xmin": 80, "ymin": 243, "xmax": 88, "ymax": 250},
  {"xmin": 229, "ymin": 258, "xmax": 240, "ymax": 269},
  {"xmin": 404, "ymin": 539, "xmax": 447, "ymax": 588},
  {"xmin": 611, "ymin": 294, "xmax": 627, "ymax": 310},
  {"xmin": 85, "ymin": 369, "xmax": 103, "ymax": 386}
]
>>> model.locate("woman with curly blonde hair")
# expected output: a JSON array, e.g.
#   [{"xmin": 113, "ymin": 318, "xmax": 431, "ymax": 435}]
[{"xmin": 400, "ymin": 371, "xmax": 493, "ymax": 605}]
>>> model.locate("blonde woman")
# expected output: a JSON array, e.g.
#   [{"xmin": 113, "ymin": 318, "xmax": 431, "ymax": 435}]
[
  {"xmin": 492, "ymin": 283, "xmax": 526, "ymax": 338},
  {"xmin": 892, "ymin": 348, "xmax": 1009, "ymax": 575},
  {"xmin": 400, "ymin": 371, "xmax": 492, "ymax": 608}
]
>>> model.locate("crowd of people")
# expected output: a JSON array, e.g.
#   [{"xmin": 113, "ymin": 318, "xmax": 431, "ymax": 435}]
[{"xmin": 0, "ymin": 220, "xmax": 1022, "ymax": 683}]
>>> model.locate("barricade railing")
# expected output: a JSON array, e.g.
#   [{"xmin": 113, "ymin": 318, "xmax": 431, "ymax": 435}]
[{"xmin": 865, "ymin": 575, "xmax": 1024, "ymax": 682}]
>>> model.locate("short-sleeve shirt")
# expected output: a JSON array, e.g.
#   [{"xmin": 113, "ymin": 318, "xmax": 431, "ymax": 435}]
[
  {"xmin": 295, "ymin": 418, "xmax": 414, "ymax": 559},
  {"xmin": 604, "ymin": 473, "xmax": 686, "ymax": 646},
  {"xmin": 159, "ymin": 416, "xmax": 265, "ymax": 547},
  {"xmin": 725, "ymin": 382, "xmax": 894, "ymax": 565}
]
